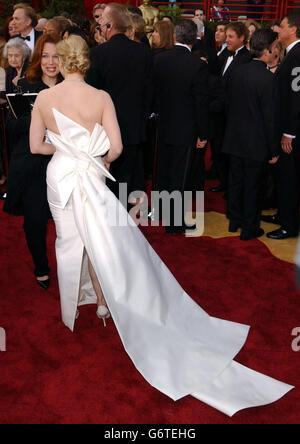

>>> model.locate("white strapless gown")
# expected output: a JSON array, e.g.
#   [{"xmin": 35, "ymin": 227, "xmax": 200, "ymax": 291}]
[{"xmin": 46, "ymin": 109, "xmax": 293, "ymax": 417}]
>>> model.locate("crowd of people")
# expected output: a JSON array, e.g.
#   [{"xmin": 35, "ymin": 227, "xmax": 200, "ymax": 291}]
[
  {"xmin": 0, "ymin": 2, "xmax": 295, "ymax": 415},
  {"xmin": 0, "ymin": 2, "xmax": 300, "ymax": 287}
]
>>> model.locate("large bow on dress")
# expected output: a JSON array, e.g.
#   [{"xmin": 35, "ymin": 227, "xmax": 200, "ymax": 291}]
[{"xmin": 47, "ymin": 108, "xmax": 115, "ymax": 209}]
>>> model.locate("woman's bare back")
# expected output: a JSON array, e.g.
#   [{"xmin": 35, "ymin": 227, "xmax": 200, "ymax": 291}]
[
  {"xmin": 38, "ymin": 81, "xmax": 109, "ymax": 136},
  {"xmin": 31, "ymin": 80, "xmax": 122, "ymax": 163}
]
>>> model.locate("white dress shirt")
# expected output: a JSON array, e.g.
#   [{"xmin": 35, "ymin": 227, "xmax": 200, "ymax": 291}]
[
  {"xmin": 21, "ymin": 28, "xmax": 34, "ymax": 55},
  {"xmin": 175, "ymin": 43, "xmax": 192, "ymax": 53},
  {"xmin": 222, "ymin": 46, "xmax": 244, "ymax": 75},
  {"xmin": 217, "ymin": 43, "xmax": 227, "ymax": 57}
]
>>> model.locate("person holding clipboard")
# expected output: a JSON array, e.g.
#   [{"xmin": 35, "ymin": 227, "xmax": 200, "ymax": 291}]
[{"xmin": 3, "ymin": 34, "xmax": 62, "ymax": 290}]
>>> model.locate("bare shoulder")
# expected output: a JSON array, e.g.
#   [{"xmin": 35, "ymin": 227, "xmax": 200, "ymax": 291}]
[
  {"xmin": 98, "ymin": 89, "xmax": 112, "ymax": 103},
  {"xmin": 35, "ymin": 84, "xmax": 58, "ymax": 104},
  {"xmin": 89, "ymin": 87, "xmax": 113, "ymax": 107}
]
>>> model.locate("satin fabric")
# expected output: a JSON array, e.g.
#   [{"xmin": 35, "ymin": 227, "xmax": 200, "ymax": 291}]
[{"xmin": 46, "ymin": 108, "xmax": 293, "ymax": 416}]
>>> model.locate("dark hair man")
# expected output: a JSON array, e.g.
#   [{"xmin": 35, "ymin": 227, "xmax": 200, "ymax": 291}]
[
  {"xmin": 209, "ymin": 21, "xmax": 251, "ymax": 194},
  {"xmin": 223, "ymin": 29, "xmax": 279, "ymax": 240}
]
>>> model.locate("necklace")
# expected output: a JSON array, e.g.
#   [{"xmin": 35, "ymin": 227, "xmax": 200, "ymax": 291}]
[{"xmin": 64, "ymin": 78, "xmax": 85, "ymax": 82}]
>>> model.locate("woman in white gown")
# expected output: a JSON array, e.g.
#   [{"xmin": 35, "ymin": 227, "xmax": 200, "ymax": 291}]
[{"xmin": 30, "ymin": 35, "xmax": 293, "ymax": 417}]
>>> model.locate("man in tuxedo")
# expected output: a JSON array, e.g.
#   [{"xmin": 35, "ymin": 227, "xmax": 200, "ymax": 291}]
[
  {"xmin": 11, "ymin": 3, "xmax": 42, "ymax": 53},
  {"xmin": 223, "ymin": 29, "xmax": 279, "ymax": 240},
  {"xmin": 209, "ymin": 21, "xmax": 251, "ymax": 193},
  {"xmin": 263, "ymin": 13, "xmax": 300, "ymax": 240},
  {"xmin": 215, "ymin": 21, "xmax": 229, "ymax": 70},
  {"xmin": 153, "ymin": 19, "xmax": 208, "ymax": 234},
  {"xmin": 193, "ymin": 8, "xmax": 216, "ymax": 50},
  {"xmin": 85, "ymin": 3, "xmax": 152, "ymax": 206}
]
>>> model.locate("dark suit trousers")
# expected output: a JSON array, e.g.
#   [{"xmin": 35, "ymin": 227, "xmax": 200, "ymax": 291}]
[
  {"xmin": 156, "ymin": 142, "xmax": 193, "ymax": 229},
  {"xmin": 275, "ymin": 141, "xmax": 300, "ymax": 234},
  {"xmin": 22, "ymin": 178, "xmax": 50, "ymax": 277},
  {"xmin": 188, "ymin": 147, "xmax": 206, "ymax": 192},
  {"xmin": 210, "ymin": 115, "xmax": 228, "ymax": 188},
  {"xmin": 227, "ymin": 155, "xmax": 264, "ymax": 232}
]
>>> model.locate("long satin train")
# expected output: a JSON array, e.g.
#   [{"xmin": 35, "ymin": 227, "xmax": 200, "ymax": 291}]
[{"xmin": 46, "ymin": 108, "xmax": 294, "ymax": 416}]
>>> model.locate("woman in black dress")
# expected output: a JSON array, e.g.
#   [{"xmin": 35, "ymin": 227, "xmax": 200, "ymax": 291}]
[{"xmin": 3, "ymin": 34, "xmax": 62, "ymax": 290}]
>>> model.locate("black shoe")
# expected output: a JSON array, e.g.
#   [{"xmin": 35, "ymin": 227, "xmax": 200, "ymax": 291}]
[
  {"xmin": 209, "ymin": 185, "xmax": 226, "ymax": 193},
  {"xmin": 228, "ymin": 221, "xmax": 241, "ymax": 233},
  {"xmin": 36, "ymin": 278, "xmax": 50, "ymax": 290},
  {"xmin": 266, "ymin": 227, "xmax": 297, "ymax": 240},
  {"xmin": 261, "ymin": 214, "xmax": 280, "ymax": 224},
  {"xmin": 240, "ymin": 227, "xmax": 264, "ymax": 241}
]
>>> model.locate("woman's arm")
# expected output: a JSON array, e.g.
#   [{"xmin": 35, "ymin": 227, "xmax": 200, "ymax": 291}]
[
  {"xmin": 30, "ymin": 94, "xmax": 55, "ymax": 155},
  {"xmin": 101, "ymin": 92, "xmax": 123, "ymax": 165}
]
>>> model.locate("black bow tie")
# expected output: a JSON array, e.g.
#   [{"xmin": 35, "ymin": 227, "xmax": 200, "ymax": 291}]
[
  {"xmin": 21, "ymin": 35, "xmax": 30, "ymax": 41},
  {"xmin": 228, "ymin": 50, "xmax": 236, "ymax": 58}
]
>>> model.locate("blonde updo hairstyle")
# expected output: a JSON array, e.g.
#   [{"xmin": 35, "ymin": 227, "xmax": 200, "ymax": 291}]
[{"xmin": 56, "ymin": 35, "xmax": 90, "ymax": 76}]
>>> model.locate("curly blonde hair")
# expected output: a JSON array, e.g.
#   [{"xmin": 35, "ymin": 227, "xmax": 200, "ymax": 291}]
[{"xmin": 56, "ymin": 35, "xmax": 90, "ymax": 75}]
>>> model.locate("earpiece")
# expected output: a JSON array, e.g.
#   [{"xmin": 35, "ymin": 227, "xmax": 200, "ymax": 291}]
[{"xmin": 101, "ymin": 23, "xmax": 111, "ymax": 29}]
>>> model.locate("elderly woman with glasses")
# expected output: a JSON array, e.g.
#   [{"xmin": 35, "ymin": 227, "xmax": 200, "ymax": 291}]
[
  {"xmin": 3, "ymin": 37, "xmax": 31, "ymax": 94},
  {"xmin": 2, "ymin": 37, "xmax": 31, "ymax": 164}
]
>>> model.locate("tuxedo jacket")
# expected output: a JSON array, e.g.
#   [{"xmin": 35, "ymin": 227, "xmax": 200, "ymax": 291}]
[
  {"xmin": 222, "ymin": 60, "xmax": 279, "ymax": 162},
  {"xmin": 153, "ymin": 45, "xmax": 209, "ymax": 145},
  {"xmin": 221, "ymin": 46, "xmax": 251, "ymax": 84},
  {"xmin": 215, "ymin": 47, "xmax": 230, "ymax": 76},
  {"xmin": 85, "ymin": 34, "xmax": 153, "ymax": 146},
  {"xmin": 275, "ymin": 41, "xmax": 300, "ymax": 138},
  {"xmin": 214, "ymin": 46, "xmax": 251, "ymax": 113}
]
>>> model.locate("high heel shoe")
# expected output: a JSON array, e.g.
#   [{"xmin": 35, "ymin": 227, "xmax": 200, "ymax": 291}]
[{"xmin": 96, "ymin": 305, "xmax": 110, "ymax": 327}]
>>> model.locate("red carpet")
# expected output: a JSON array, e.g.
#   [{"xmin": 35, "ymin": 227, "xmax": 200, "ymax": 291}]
[{"xmin": 0, "ymin": 185, "xmax": 300, "ymax": 424}]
